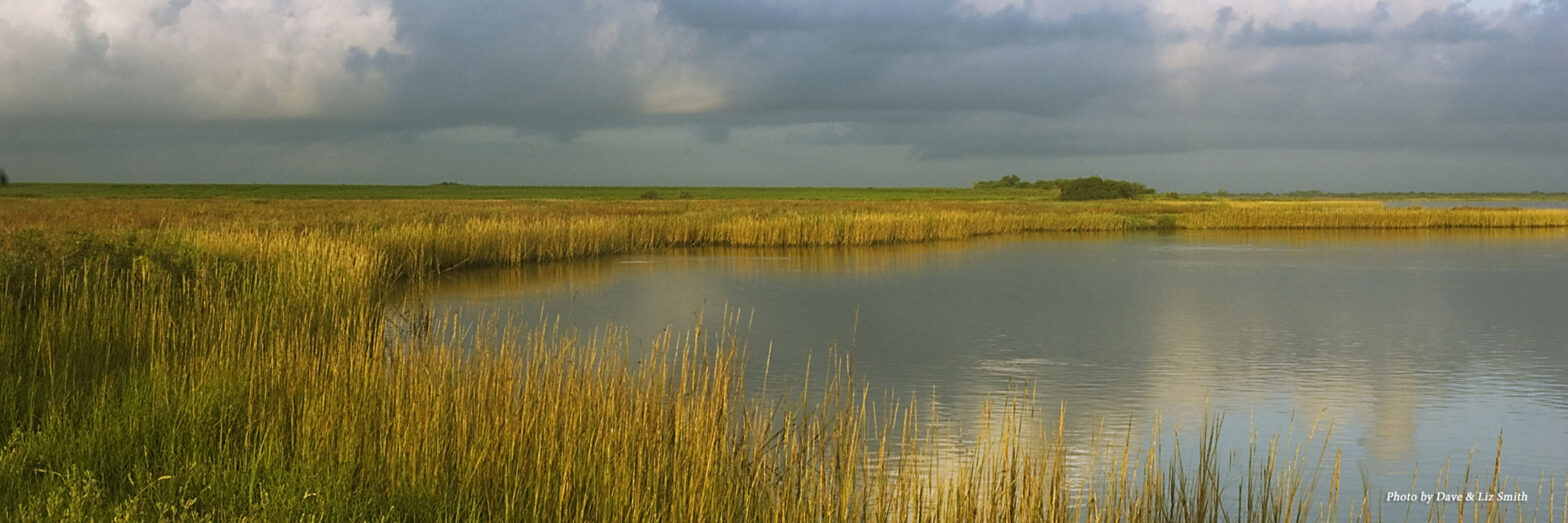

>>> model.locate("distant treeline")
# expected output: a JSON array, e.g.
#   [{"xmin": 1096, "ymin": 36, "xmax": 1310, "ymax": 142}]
[{"xmin": 974, "ymin": 175, "xmax": 1156, "ymax": 200}]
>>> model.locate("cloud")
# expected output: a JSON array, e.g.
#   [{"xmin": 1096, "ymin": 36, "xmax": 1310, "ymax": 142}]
[
  {"xmin": 655, "ymin": 0, "xmax": 1161, "ymax": 115},
  {"xmin": 1221, "ymin": 1, "xmax": 1516, "ymax": 47},
  {"xmin": 1400, "ymin": 3, "xmax": 1506, "ymax": 42},
  {"xmin": 0, "ymin": 0, "xmax": 403, "ymax": 123},
  {"xmin": 1, "ymin": 0, "xmax": 1565, "ymax": 190},
  {"xmin": 643, "ymin": 0, "xmax": 1567, "ymax": 159},
  {"xmin": 1241, "ymin": 19, "xmax": 1378, "ymax": 47},
  {"xmin": 377, "ymin": 0, "xmax": 735, "ymax": 135},
  {"xmin": 1449, "ymin": 0, "xmax": 1568, "ymax": 122}
]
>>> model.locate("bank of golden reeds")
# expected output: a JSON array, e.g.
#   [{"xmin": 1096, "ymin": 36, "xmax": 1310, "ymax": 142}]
[
  {"xmin": 1182, "ymin": 202, "xmax": 1568, "ymax": 230},
  {"xmin": 3, "ymin": 197, "xmax": 1568, "ymax": 520},
  {"xmin": 364, "ymin": 208, "xmax": 1135, "ymax": 277}
]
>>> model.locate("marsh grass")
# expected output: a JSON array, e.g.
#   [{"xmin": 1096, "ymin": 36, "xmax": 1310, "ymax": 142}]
[
  {"xmin": 1182, "ymin": 201, "xmax": 1568, "ymax": 230},
  {"xmin": 3, "ymin": 197, "xmax": 1567, "ymax": 520}
]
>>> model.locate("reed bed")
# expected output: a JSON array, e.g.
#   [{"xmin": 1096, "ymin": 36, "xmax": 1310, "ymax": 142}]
[
  {"xmin": 3, "ymin": 197, "xmax": 1567, "ymax": 520},
  {"xmin": 1181, "ymin": 202, "xmax": 1568, "ymax": 230}
]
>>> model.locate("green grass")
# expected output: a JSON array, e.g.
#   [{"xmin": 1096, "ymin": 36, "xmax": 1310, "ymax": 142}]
[{"xmin": 0, "ymin": 183, "xmax": 1067, "ymax": 201}]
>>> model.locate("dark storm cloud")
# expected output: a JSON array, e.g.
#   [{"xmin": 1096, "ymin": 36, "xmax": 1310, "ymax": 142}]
[
  {"xmin": 791, "ymin": 113, "xmax": 1568, "ymax": 161},
  {"xmin": 377, "ymin": 0, "xmax": 647, "ymax": 136},
  {"xmin": 623, "ymin": 0, "xmax": 1566, "ymax": 163},
  {"xmin": 659, "ymin": 0, "xmax": 1154, "ymax": 48},
  {"xmin": 655, "ymin": 0, "xmax": 1160, "ymax": 115}
]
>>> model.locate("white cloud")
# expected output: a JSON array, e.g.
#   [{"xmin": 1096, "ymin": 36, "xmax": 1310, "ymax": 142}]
[
  {"xmin": 0, "ymin": 0, "xmax": 403, "ymax": 121},
  {"xmin": 639, "ymin": 68, "xmax": 728, "ymax": 114}
]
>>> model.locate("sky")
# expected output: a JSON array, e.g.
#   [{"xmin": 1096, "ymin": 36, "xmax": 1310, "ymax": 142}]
[{"xmin": 1, "ymin": 0, "xmax": 1565, "ymax": 192}]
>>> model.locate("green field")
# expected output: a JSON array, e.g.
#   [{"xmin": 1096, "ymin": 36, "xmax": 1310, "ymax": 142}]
[
  {"xmin": 0, "ymin": 183, "xmax": 1063, "ymax": 201},
  {"xmin": 4, "ymin": 182, "xmax": 1567, "ymax": 202}
]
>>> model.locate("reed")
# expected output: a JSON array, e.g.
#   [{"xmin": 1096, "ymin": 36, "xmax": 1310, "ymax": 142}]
[
  {"xmin": 3, "ymin": 197, "xmax": 1566, "ymax": 520},
  {"xmin": 1181, "ymin": 202, "xmax": 1568, "ymax": 230}
]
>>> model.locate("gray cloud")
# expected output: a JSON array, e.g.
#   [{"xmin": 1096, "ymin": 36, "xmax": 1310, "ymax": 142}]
[
  {"xmin": 1237, "ymin": 18, "xmax": 1378, "ymax": 47},
  {"xmin": 65, "ymin": 0, "xmax": 111, "ymax": 68},
  {"xmin": 657, "ymin": 0, "xmax": 1161, "ymax": 115},
  {"xmin": 1226, "ymin": 2, "xmax": 1512, "ymax": 47},
  {"xmin": 1400, "ymin": 4, "xmax": 1504, "ymax": 42},
  {"xmin": 151, "ymin": 0, "xmax": 191, "ymax": 29},
  {"xmin": 659, "ymin": 0, "xmax": 1156, "ymax": 48},
  {"xmin": 377, "ymin": 0, "xmax": 647, "ymax": 136},
  {"xmin": 642, "ymin": 0, "xmax": 1566, "ymax": 162},
  {"xmin": 1449, "ymin": 1, "xmax": 1568, "ymax": 123}
]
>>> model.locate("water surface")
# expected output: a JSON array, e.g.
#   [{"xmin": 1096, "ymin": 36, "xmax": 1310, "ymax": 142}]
[
  {"xmin": 421, "ymin": 230, "xmax": 1568, "ymax": 513},
  {"xmin": 1384, "ymin": 200, "xmax": 1568, "ymax": 209}
]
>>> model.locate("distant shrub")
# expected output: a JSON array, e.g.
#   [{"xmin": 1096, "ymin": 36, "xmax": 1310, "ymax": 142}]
[
  {"xmin": 974, "ymin": 174, "xmax": 1025, "ymax": 189},
  {"xmin": 974, "ymin": 175, "xmax": 1155, "ymax": 200},
  {"xmin": 639, "ymin": 191, "xmax": 660, "ymax": 200},
  {"xmin": 1058, "ymin": 177, "xmax": 1156, "ymax": 201}
]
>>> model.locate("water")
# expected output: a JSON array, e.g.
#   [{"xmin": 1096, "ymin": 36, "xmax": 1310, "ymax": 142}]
[
  {"xmin": 418, "ymin": 229, "xmax": 1568, "ymax": 514},
  {"xmin": 1384, "ymin": 200, "xmax": 1568, "ymax": 209}
]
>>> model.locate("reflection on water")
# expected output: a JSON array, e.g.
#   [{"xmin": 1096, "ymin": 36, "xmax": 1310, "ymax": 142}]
[
  {"xmin": 418, "ymin": 229, "xmax": 1568, "ymax": 513},
  {"xmin": 427, "ymin": 236, "xmax": 1084, "ymax": 299}
]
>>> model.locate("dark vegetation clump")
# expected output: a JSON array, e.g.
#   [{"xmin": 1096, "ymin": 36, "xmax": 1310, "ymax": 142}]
[
  {"xmin": 973, "ymin": 174, "xmax": 1155, "ymax": 200},
  {"xmin": 1059, "ymin": 176, "xmax": 1156, "ymax": 200}
]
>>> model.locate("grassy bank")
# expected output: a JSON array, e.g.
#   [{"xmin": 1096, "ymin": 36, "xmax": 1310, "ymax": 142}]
[
  {"xmin": 3, "ymin": 197, "xmax": 1566, "ymax": 520},
  {"xmin": 0, "ymin": 183, "xmax": 1065, "ymax": 201}
]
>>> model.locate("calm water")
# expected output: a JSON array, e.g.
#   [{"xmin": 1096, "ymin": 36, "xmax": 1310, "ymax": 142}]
[
  {"xmin": 420, "ymin": 230, "xmax": 1568, "ymax": 513},
  {"xmin": 1384, "ymin": 200, "xmax": 1568, "ymax": 209}
]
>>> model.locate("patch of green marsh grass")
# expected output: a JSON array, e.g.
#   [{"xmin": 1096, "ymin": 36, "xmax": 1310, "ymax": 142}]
[{"xmin": 0, "ymin": 228, "xmax": 386, "ymax": 520}]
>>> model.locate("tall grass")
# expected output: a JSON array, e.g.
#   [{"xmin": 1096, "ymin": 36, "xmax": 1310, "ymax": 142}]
[
  {"xmin": 1181, "ymin": 202, "xmax": 1568, "ymax": 229},
  {"xmin": 3, "ymin": 197, "xmax": 1566, "ymax": 520}
]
